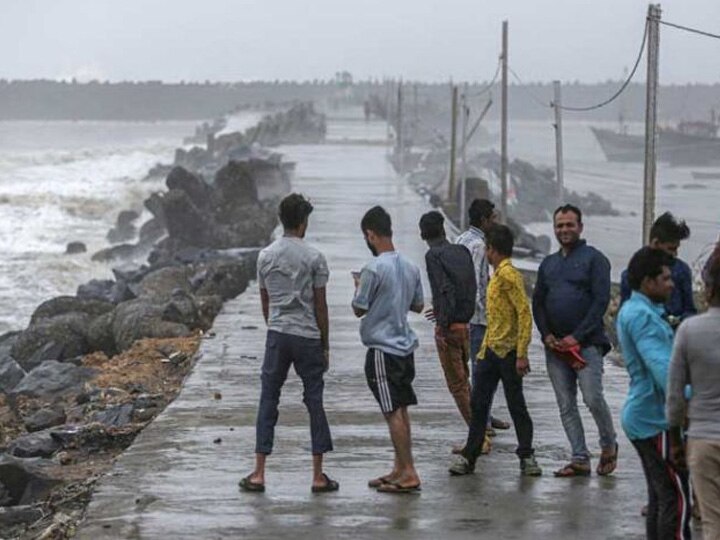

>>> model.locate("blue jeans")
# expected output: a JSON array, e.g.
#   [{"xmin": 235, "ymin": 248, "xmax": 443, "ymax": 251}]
[
  {"xmin": 546, "ymin": 345, "xmax": 617, "ymax": 463},
  {"xmin": 255, "ymin": 331, "xmax": 333, "ymax": 455},
  {"xmin": 470, "ymin": 324, "xmax": 494, "ymax": 427}
]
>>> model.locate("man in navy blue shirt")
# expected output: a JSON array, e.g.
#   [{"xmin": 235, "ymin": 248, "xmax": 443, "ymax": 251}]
[
  {"xmin": 532, "ymin": 204, "xmax": 618, "ymax": 477},
  {"xmin": 620, "ymin": 212, "xmax": 696, "ymax": 326}
]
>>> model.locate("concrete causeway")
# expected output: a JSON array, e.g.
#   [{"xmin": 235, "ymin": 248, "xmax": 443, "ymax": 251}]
[{"xmin": 78, "ymin": 115, "xmax": 651, "ymax": 540}]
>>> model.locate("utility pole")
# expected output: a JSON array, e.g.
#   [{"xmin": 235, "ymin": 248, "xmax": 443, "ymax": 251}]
[
  {"xmin": 460, "ymin": 85, "xmax": 470, "ymax": 230},
  {"xmin": 643, "ymin": 4, "xmax": 661, "ymax": 243},
  {"xmin": 500, "ymin": 20, "xmax": 509, "ymax": 224},
  {"xmin": 448, "ymin": 85, "xmax": 459, "ymax": 201},
  {"xmin": 397, "ymin": 81, "xmax": 404, "ymax": 174},
  {"xmin": 552, "ymin": 80, "xmax": 565, "ymax": 210}
]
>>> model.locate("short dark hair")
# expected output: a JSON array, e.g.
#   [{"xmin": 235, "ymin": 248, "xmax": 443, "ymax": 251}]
[
  {"xmin": 627, "ymin": 246, "xmax": 674, "ymax": 291},
  {"xmin": 485, "ymin": 224, "xmax": 514, "ymax": 257},
  {"xmin": 361, "ymin": 205, "xmax": 392, "ymax": 237},
  {"xmin": 468, "ymin": 199, "xmax": 495, "ymax": 227},
  {"xmin": 279, "ymin": 193, "xmax": 313, "ymax": 230},
  {"xmin": 650, "ymin": 211, "xmax": 690, "ymax": 244},
  {"xmin": 419, "ymin": 211, "xmax": 445, "ymax": 241},
  {"xmin": 553, "ymin": 204, "xmax": 582, "ymax": 224}
]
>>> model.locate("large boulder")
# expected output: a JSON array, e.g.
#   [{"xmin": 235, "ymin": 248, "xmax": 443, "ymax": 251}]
[
  {"xmin": 11, "ymin": 313, "xmax": 90, "ymax": 370},
  {"xmin": 130, "ymin": 266, "xmax": 193, "ymax": 303},
  {"xmin": 161, "ymin": 189, "xmax": 209, "ymax": 246},
  {"xmin": 0, "ymin": 455, "xmax": 62, "ymax": 506},
  {"xmin": 30, "ymin": 296, "xmax": 113, "ymax": 325},
  {"xmin": 107, "ymin": 210, "xmax": 140, "ymax": 244},
  {"xmin": 87, "ymin": 311, "xmax": 117, "ymax": 357},
  {"xmin": 11, "ymin": 361, "xmax": 95, "ymax": 400},
  {"xmin": 91, "ymin": 243, "xmax": 138, "ymax": 263},
  {"xmin": 162, "ymin": 289, "xmax": 200, "ymax": 329},
  {"xmin": 212, "ymin": 160, "xmax": 258, "ymax": 205},
  {"xmin": 92, "ymin": 403, "xmax": 134, "ymax": 428},
  {"xmin": 138, "ymin": 217, "xmax": 166, "ymax": 247},
  {"xmin": 166, "ymin": 167, "xmax": 210, "ymax": 208},
  {"xmin": 0, "ymin": 355, "xmax": 25, "ymax": 394},
  {"xmin": 192, "ymin": 257, "xmax": 255, "ymax": 300},
  {"xmin": 23, "ymin": 407, "xmax": 67, "ymax": 433},
  {"xmin": 76, "ymin": 279, "xmax": 134, "ymax": 304},
  {"xmin": 111, "ymin": 300, "xmax": 191, "ymax": 352},
  {"xmin": 7, "ymin": 429, "xmax": 62, "ymax": 458}
]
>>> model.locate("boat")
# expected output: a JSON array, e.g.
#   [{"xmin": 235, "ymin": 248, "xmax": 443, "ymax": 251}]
[{"xmin": 591, "ymin": 119, "xmax": 720, "ymax": 167}]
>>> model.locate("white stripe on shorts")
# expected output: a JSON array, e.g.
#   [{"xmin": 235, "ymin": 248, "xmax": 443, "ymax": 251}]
[{"xmin": 374, "ymin": 349, "xmax": 393, "ymax": 413}]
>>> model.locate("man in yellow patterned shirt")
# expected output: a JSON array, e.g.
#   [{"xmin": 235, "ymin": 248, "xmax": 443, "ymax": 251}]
[{"xmin": 449, "ymin": 224, "xmax": 542, "ymax": 476}]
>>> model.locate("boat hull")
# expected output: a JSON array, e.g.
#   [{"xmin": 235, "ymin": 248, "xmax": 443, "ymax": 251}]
[{"xmin": 590, "ymin": 127, "xmax": 720, "ymax": 166}]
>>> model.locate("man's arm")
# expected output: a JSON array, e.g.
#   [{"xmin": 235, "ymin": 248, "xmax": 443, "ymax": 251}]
[
  {"xmin": 531, "ymin": 261, "xmax": 552, "ymax": 341},
  {"xmin": 260, "ymin": 287, "xmax": 269, "ymax": 324},
  {"xmin": 666, "ymin": 323, "xmax": 689, "ymax": 429},
  {"xmin": 677, "ymin": 261, "xmax": 697, "ymax": 319},
  {"xmin": 352, "ymin": 269, "xmax": 375, "ymax": 318},
  {"xmin": 410, "ymin": 268, "xmax": 424, "ymax": 314},
  {"xmin": 571, "ymin": 252, "xmax": 611, "ymax": 344},
  {"xmin": 629, "ymin": 312, "xmax": 671, "ymax": 395},
  {"xmin": 313, "ymin": 286, "xmax": 329, "ymax": 352},
  {"xmin": 425, "ymin": 252, "xmax": 452, "ymax": 329},
  {"xmin": 507, "ymin": 271, "xmax": 533, "ymax": 363}
]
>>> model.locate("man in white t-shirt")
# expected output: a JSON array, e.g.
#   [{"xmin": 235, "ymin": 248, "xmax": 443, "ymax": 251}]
[{"xmin": 239, "ymin": 193, "xmax": 338, "ymax": 494}]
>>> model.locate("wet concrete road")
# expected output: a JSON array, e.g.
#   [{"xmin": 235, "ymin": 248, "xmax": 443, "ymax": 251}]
[{"xmin": 78, "ymin": 116, "xmax": 650, "ymax": 539}]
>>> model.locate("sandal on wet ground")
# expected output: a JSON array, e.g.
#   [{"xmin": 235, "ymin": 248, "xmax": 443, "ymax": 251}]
[
  {"xmin": 553, "ymin": 462, "xmax": 591, "ymax": 477},
  {"xmin": 238, "ymin": 475, "xmax": 265, "ymax": 493},
  {"xmin": 596, "ymin": 444, "xmax": 619, "ymax": 476},
  {"xmin": 368, "ymin": 475, "xmax": 394, "ymax": 488},
  {"xmin": 376, "ymin": 480, "xmax": 421, "ymax": 494},
  {"xmin": 312, "ymin": 473, "xmax": 340, "ymax": 493}
]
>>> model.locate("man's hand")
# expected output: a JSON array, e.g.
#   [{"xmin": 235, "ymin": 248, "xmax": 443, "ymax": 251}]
[
  {"xmin": 670, "ymin": 440, "xmax": 687, "ymax": 472},
  {"xmin": 543, "ymin": 334, "xmax": 558, "ymax": 350},
  {"xmin": 323, "ymin": 349, "xmax": 330, "ymax": 373},
  {"xmin": 424, "ymin": 307, "xmax": 436, "ymax": 323},
  {"xmin": 516, "ymin": 357, "xmax": 531, "ymax": 377},
  {"xmin": 557, "ymin": 335, "xmax": 579, "ymax": 350}
]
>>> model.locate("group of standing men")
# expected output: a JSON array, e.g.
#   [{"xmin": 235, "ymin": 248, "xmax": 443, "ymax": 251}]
[{"xmin": 239, "ymin": 192, "xmax": 720, "ymax": 540}]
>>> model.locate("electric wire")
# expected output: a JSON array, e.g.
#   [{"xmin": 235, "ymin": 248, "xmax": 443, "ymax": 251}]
[
  {"xmin": 657, "ymin": 19, "xmax": 720, "ymax": 40},
  {"xmin": 468, "ymin": 58, "xmax": 502, "ymax": 97}
]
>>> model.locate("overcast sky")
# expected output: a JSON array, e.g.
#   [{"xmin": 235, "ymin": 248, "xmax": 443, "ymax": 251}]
[{"xmin": 2, "ymin": 0, "xmax": 719, "ymax": 84}]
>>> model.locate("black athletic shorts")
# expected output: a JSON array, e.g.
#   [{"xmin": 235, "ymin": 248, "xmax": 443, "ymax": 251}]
[{"xmin": 365, "ymin": 348, "xmax": 417, "ymax": 414}]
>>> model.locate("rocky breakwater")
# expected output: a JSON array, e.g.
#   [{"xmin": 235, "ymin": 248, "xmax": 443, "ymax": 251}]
[
  {"xmin": 0, "ymin": 103, "xmax": 327, "ymax": 538},
  {"xmin": 403, "ymin": 147, "xmax": 619, "ymax": 257}
]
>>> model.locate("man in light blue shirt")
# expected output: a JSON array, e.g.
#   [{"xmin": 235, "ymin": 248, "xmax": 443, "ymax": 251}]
[
  {"xmin": 617, "ymin": 246, "xmax": 691, "ymax": 540},
  {"xmin": 353, "ymin": 206, "xmax": 424, "ymax": 494}
]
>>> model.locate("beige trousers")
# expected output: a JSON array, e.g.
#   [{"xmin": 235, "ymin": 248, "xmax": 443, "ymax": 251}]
[{"xmin": 688, "ymin": 438, "xmax": 720, "ymax": 540}]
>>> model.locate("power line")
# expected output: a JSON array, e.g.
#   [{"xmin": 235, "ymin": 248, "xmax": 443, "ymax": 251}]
[
  {"xmin": 507, "ymin": 68, "xmax": 552, "ymax": 109},
  {"xmin": 558, "ymin": 18, "xmax": 649, "ymax": 112},
  {"xmin": 507, "ymin": 18, "xmax": 648, "ymax": 113},
  {"xmin": 657, "ymin": 18, "xmax": 720, "ymax": 40},
  {"xmin": 468, "ymin": 59, "xmax": 501, "ymax": 97}
]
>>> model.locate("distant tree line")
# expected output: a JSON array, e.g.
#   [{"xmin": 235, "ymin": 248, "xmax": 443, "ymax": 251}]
[{"xmin": 0, "ymin": 79, "xmax": 718, "ymax": 122}]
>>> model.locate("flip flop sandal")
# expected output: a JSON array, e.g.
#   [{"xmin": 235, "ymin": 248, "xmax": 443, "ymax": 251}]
[
  {"xmin": 238, "ymin": 475, "xmax": 265, "ymax": 493},
  {"xmin": 368, "ymin": 475, "xmax": 394, "ymax": 488},
  {"xmin": 376, "ymin": 480, "xmax": 422, "ymax": 494},
  {"xmin": 596, "ymin": 444, "xmax": 619, "ymax": 476},
  {"xmin": 553, "ymin": 462, "xmax": 591, "ymax": 477},
  {"xmin": 312, "ymin": 473, "xmax": 340, "ymax": 493}
]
